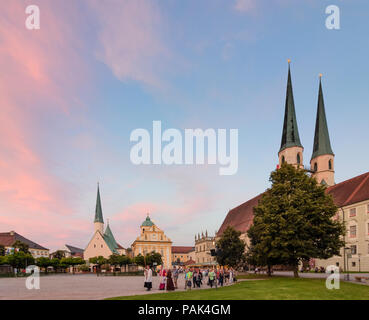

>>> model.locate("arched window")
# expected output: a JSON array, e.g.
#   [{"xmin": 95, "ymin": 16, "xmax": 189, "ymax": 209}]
[
  {"xmin": 314, "ymin": 163, "xmax": 318, "ymax": 172},
  {"xmin": 329, "ymin": 159, "xmax": 332, "ymax": 170},
  {"xmin": 297, "ymin": 153, "xmax": 301, "ymax": 164},
  {"xmin": 282, "ymin": 156, "xmax": 285, "ymax": 164}
]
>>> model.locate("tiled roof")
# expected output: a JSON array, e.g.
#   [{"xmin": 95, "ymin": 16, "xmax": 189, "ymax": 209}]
[
  {"xmin": 65, "ymin": 244, "xmax": 84, "ymax": 254},
  {"xmin": 171, "ymin": 246, "xmax": 195, "ymax": 254},
  {"xmin": 327, "ymin": 172, "xmax": 369, "ymax": 207},
  {"xmin": 0, "ymin": 231, "xmax": 48, "ymax": 250},
  {"xmin": 217, "ymin": 193, "xmax": 264, "ymax": 236},
  {"xmin": 217, "ymin": 171, "xmax": 369, "ymax": 237},
  {"xmin": 184, "ymin": 259, "xmax": 196, "ymax": 266}
]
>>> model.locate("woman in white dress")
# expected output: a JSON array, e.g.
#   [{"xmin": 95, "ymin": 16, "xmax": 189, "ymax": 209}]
[{"xmin": 144, "ymin": 265, "xmax": 153, "ymax": 291}]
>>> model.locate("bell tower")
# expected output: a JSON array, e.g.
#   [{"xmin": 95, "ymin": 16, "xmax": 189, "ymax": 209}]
[
  {"xmin": 310, "ymin": 75, "xmax": 335, "ymax": 186},
  {"xmin": 278, "ymin": 60, "xmax": 304, "ymax": 168}
]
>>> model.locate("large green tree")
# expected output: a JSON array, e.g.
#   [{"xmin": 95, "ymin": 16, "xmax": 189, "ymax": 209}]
[
  {"xmin": 89, "ymin": 256, "xmax": 107, "ymax": 274},
  {"xmin": 36, "ymin": 257, "xmax": 52, "ymax": 273},
  {"xmin": 6, "ymin": 251, "xmax": 35, "ymax": 270},
  {"xmin": 216, "ymin": 226, "xmax": 245, "ymax": 267},
  {"xmin": 133, "ymin": 254, "xmax": 145, "ymax": 267},
  {"xmin": 145, "ymin": 251, "xmax": 162, "ymax": 267},
  {"xmin": 53, "ymin": 250, "xmax": 66, "ymax": 259},
  {"xmin": 12, "ymin": 240, "xmax": 30, "ymax": 254},
  {"xmin": 247, "ymin": 163, "xmax": 345, "ymax": 277},
  {"xmin": 60, "ymin": 257, "xmax": 85, "ymax": 274}
]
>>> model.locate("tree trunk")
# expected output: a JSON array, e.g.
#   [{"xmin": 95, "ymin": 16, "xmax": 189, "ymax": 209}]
[
  {"xmin": 267, "ymin": 265, "xmax": 272, "ymax": 277},
  {"xmin": 293, "ymin": 264, "xmax": 299, "ymax": 278}
]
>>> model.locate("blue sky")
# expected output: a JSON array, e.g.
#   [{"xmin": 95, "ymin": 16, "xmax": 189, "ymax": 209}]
[{"xmin": 1, "ymin": 0, "xmax": 369, "ymax": 250}]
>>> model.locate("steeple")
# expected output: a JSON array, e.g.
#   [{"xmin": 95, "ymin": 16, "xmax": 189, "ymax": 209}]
[
  {"xmin": 280, "ymin": 61, "xmax": 303, "ymax": 152},
  {"xmin": 310, "ymin": 75, "xmax": 335, "ymax": 186},
  {"xmin": 311, "ymin": 76, "xmax": 334, "ymax": 159},
  {"xmin": 94, "ymin": 184, "xmax": 104, "ymax": 223},
  {"xmin": 278, "ymin": 60, "xmax": 304, "ymax": 168},
  {"xmin": 94, "ymin": 184, "xmax": 104, "ymax": 234}
]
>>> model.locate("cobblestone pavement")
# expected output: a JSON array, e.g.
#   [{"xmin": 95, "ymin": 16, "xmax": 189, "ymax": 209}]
[{"xmin": 0, "ymin": 274, "xmax": 232, "ymax": 300}]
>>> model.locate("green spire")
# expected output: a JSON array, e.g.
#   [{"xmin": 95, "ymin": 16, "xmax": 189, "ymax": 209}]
[
  {"xmin": 311, "ymin": 77, "xmax": 334, "ymax": 159},
  {"xmin": 103, "ymin": 222, "xmax": 119, "ymax": 254},
  {"xmin": 94, "ymin": 184, "xmax": 104, "ymax": 223},
  {"xmin": 279, "ymin": 62, "xmax": 303, "ymax": 152}
]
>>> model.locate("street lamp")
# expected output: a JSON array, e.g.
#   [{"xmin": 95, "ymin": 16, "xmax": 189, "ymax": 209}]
[
  {"xmin": 344, "ymin": 247, "xmax": 351, "ymax": 281},
  {"xmin": 358, "ymin": 253, "xmax": 361, "ymax": 273}
]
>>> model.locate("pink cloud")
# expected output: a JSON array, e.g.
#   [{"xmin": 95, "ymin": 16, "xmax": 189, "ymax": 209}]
[
  {"xmin": 0, "ymin": 2, "xmax": 93, "ymax": 250},
  {"xmin": 90, "ymin": 0, "xmax": 171, "ymax": 88},
  {"xmin": 233, "ymin": 0, "xmax": 257, "ymax": 13}
]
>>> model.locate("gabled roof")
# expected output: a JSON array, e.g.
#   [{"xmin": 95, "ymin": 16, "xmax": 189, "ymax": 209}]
[
  {"xmin": 65, "ymin": 244, "xmax": 84, "ymax": 254},
  {"xmin": 279, "ymin": 63, "xmax": 303, "ymax": 152},
  {"xmin": 327, "ymin": 172, "xmax": 369, "ymax": 207},
  {"xmin": 217, "ymin": 193, "xmax": 264, "ymax": 236},
  {"xmin": 0, "ymin": 231, "xmax": 48, "ymax": 250},
  {"xmin": 172, "ymin": 246, "xmax": 195, "ymax": 254},
  {"xmin": 311, "ymin": 78, "xmax": 334, "ymax": 159},
  {"xmin": 217, "ymin": 172, "xmax": 369, "ymax": 237}
]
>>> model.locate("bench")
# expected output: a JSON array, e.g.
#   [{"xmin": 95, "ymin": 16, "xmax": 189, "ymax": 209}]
[{"xmin": 355, "ymin": 276, "xmax": 369, "ymax": 284}]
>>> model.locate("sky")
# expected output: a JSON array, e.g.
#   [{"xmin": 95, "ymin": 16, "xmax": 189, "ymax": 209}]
[{"xmin": 1, "ymin": 0, "xmax": 369, "ymax": 251}]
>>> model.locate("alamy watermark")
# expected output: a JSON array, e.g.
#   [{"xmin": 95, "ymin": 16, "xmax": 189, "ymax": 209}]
[
  {"xmin": 130, "ymin": 121, "xmax": 238, "ymax": 175},
  {"xmin": 25, "ymin": 5, "xmax": 40, "ymax": 30},
  {"xmin": 25, "ymin": 265, "xmax": 40, "ymax": 290},
  {"xmin": 325, "ymin": 265, "xmax": 340, "ymax": 290},
  {"xmin": 325, "ymin": 5, "xmax": 340, "ymax": 30}
]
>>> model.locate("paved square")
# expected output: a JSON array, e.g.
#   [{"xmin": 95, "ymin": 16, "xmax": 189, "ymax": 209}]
[{"xmin": 0, "ymin": 274, "xmax": 208, "ymax": 300}]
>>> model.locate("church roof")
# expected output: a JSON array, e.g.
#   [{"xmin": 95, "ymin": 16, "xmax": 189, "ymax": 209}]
[
  {"xmin": 311, "ymin": 78, "xmax": 334, "ymax": 159},
  {"xmin": 217, "ymin": 172, "xmax": 369, "ymax": 237},
  {"xmin": 217, "ymin": 193, "xmax": 264, "ymax": 236},
  {"xmin": 103, "ymin": 224, "xmax": 119, "ymax": 254},
  {"xmin": 279, "ymin": 63, "xmax": 303, "ymax": 153},
  {"xmin": 327, "ymin": 171, "xmax": 369, "ymax": 207},
  {"xmin": 94, "ymin": 185, "xmax": 104, "ymax": 223},
  {"xmin": 141, "ymin": 216, "xmax": 154, "ymax": 227}
]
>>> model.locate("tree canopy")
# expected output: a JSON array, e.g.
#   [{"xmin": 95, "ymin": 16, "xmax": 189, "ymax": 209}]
[
  {"xmin": 247, "ymin": 163, "xmax": 345, "ymax": 277},
  {"xmin": 216, "ymin": 226, "xmax": 245, "ymax": 267}
]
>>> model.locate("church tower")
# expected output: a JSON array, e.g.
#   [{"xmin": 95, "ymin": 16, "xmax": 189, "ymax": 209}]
[
  {"xmin": 310, "ymin": 75, "xmax": 335, "ymax": 186},
  {"xmin": 94, "ymin": 184, "xmax": 104, "ymax": 234},
  {"xmin": 278, "ymin": 61, "xmax": 304, "ymax": 168}
]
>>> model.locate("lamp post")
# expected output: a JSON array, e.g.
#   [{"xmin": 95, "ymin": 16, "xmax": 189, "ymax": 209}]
[
  {"xmin": 340, "ymin": 208, "xmax": 347, "ymax": 280},
  {"xmin": 344, "ymin": 247, "xmax": 351, "ymax": 281},
  {"xmin": 358, "ymin": 253, "xmax": 361, "ymax": 272}
]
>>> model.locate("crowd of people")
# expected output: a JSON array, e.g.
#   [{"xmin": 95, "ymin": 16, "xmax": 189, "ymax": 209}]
[{"xmin": 144, "ymin": 265, "xmax": 237, "ymax": 292}]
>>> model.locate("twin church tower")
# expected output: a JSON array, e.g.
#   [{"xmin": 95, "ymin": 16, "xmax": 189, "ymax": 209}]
[{"xmin": 278, "ymin": 61, "xmax": 335, "ymax": 186}]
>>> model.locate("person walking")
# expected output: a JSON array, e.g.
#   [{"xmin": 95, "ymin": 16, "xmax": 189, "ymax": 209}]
[
  {"xmin": 173, "ymin": 267, "xmax": 179, "ymax": 289},
  {"xmin": 159, "ymin": 267, "xmax": 166, "ymax": 290},
  {"xmin": 186, "ymin": 268, "xmax": 193, "ymax": 290},
  {"xmin": 144, "ymin": 265, "xmax": 153, "ymax": 291},
  {"xmin": 218, "ymin": 269, "xmax": 224, "ymax": 287},
  {"xmin": 208, "ymin": 268, "xmax": 216, "ymax": 288},
  {"xmin": 166, "ymin": 269, "xmax": 175, "ymax": 291}
]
